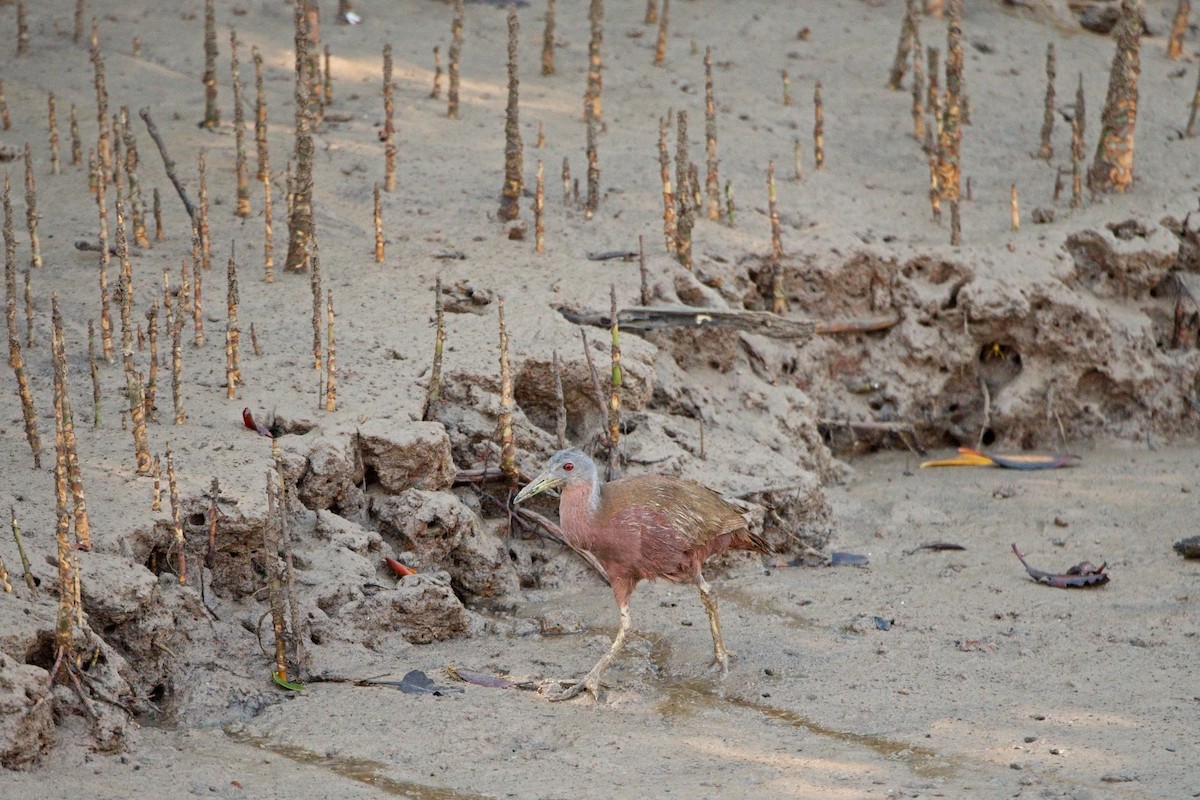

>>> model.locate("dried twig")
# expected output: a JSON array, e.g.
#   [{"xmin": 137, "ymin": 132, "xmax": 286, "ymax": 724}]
[
  {"xmin": 448, "ymin": 0, "xmax": 464, "ymax": 119},
  {"xmin": 498, "ymin": 6, "xmax": 523, "ymax": 222}
]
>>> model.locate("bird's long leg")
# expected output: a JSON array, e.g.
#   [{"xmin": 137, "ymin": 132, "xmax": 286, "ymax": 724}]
[
  {"xmin": 696, "ymin": 575, "xmax": 729, "ymax": 677},
  {"xmin": 551, "ymin": 604, "xmax": 631, "ymax": 701}
]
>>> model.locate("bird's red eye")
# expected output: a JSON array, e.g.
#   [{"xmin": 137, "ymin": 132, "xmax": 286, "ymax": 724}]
[{"xmin": 562, "ymin": 462, "xmax": 574, "ymax": 472}]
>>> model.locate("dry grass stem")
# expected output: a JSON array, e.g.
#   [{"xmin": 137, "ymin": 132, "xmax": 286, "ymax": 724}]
[
  {"xmin": 324, "ymin": 289, "xmax": 336, "ymax": 412},
  {"xmin": 202, "ymin": 0, "xmax": 220, "ymax": 129},
  {"xmin": 704, "ymin": 47, "xmax": 721, "ymax": 221},
  {"xmin": 167, "ymin": 445, "xmax": 185, "ymax": 584},
  {"xmin": 653, "ymin": 0, "xmax": 669, "ymax": 67},
  {"xmin": 191, "ymin": 224, "xmax": 205, "ymax": 346},
  {"xmin": 424, "ymin": 277, "xmax": 445, "ymax": 421},
  {"xmin": 88, "ymin": 320, "xmax": 100, "ymax": 427},
  {"xmin": 153, "ymin": 187, "xmax": 163, "ymax": 241},
  {"xmin": 286, "ymin": 3, "xmax": 315, "ymax": 272},
  {"xmin": 498, "ymin": 296, "xmax": 517, "ymax": 487},
  {"xmin": 1089, "ymin": 0, "xmax": 1140, "ymax": 193},
  {"xmin": 498, "ymin": 6, "xmax": 523, "ymax": 222},
  {"xmin": 542, "ymin": 0, "xmax": 556, "ymax": 76},
  {"xmin": 1038, "ymin": 43, "xmax": 1056, "ymax": 160},
  {"xmin": 1010, "ymin": 184, "xmax": 1019, "ymax": 232},
  {"xmin": 226, "ymin": 247, "xmax": 241, "ymax": 398},
  {"xmin": 232, "ymin": 30, "xmax": 251, "ymax": 218},
  {"xmin": 813, "ymin": 81, "xmax": 825, "ymax": 170},
  {"xmin": 1187, "ymin": 61, "xmax": 1200, "ymax": 137},
  {"xmin": 311, "ymin": 234, "xmax": 323, "ymax": 371},
  {"xmin": 383, "ymin": 44, "xmax": 396, "ymax": 192},
  {"xmin": 373, "ymin": 183, "xmax": 384, "ymax": 262},
  {"xmin": 197, "ymin": 152, "xmax": 212, "ymax": 270},
  {"xmin": 48, "ymin": 94, "xmax": 62, "ymax": 175},
  {"xmin": 11, "ymin": 506, "xmax": 37, "ymax": 595},
  {"xmin": 1168, "ymin": 0, "xmax": 1190, "ymax": 60},
  {"xmin": 535, "ymin": 160, "xmax": 545, "ymax": 254},
  {"xmin": 52, "ymin": 296, "xmax": 91, "ymax": 550},
  {"xmin": 674, "ymin": 110, "xmax": 693, "ymax": 268},
  {"xmin": 448, "ymin": 0, "xmax": 464, "ymax": 119},
  {"xmin": 23, "ymin": 269, "xmax": 33, "ymax": 348},
  {"xmin": 607, "ymin": 285, "xmax": 621, "ymax": 478},
  {"xmin": 5, "ymin": 179, "xmax": 41, "ymax": 468},
  {"xmin": 586, "ymin": 0, "xmax": 604, "ymax": 121}
]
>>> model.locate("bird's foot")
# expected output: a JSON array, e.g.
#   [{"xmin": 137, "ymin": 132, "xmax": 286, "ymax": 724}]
[
  {"xmin": 546, "ymin": 672, "xmax": 603, "ymax": 702},
  {"xmin": 709, "ymin": 650, "xmax": 735, "ymax": 678}
]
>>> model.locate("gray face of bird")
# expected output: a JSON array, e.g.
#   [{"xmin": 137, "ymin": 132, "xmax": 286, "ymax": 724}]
[{"xmin": 513, "ymin": 449, "xmax": 596, "ymax": 504}]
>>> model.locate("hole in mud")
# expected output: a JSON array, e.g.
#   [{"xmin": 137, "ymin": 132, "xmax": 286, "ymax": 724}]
[
  {"xmin": 980, "ymin": 428, "xmax": 996, "ymax": 446},
  {"xmin": 149, "ymin": 683, "xmax": 167, "ymax": 703},
  {"xmin": 188, "ymin": 512, "xmax": 206, "ymax": 527}
]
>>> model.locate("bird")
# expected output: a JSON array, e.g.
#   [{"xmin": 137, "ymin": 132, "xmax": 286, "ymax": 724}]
[{"xmin": 513, "ymin": 448, "xmax": 770, "ymax": 700}]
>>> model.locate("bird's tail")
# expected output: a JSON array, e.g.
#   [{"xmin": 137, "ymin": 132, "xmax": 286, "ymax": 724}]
[{"xmin": 734, "ymin": 527, "xmax": 773, "ymax": 554}]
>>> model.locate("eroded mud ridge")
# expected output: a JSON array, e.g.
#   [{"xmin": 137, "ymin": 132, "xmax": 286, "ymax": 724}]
[{"xmin": 721, "ymin": 217, "xmax": 1200, "ymax": 453}]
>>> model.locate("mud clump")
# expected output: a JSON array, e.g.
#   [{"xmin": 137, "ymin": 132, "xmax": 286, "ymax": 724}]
[
  {"xmin": 332, "ymin": 573, "xmax": 473, "ymax": 646},
  {"xmin": 0, "ymin": 652, "xmax": 54, "ymax": 769}
]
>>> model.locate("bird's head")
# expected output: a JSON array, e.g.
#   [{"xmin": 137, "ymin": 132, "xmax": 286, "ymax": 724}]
[{"xmin": 513, "ymin": 449, "xmax": 597, "ymax": 504}]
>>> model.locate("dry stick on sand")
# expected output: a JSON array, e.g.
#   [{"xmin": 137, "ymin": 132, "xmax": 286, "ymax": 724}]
[
  {"xmin": 23, "ymin": 271, "xmax": 32, "ymax": 348},
  {"xmin": 674, "ymin": 110, "xmax": 694, "ymax": 268},
  {"xmin": 24, "ymin": 144, "xmax": 42, "ymax": 269},
  {"xmin": 911, "ymin": 30, "xmax": 926, "ymax": 140},
  {"xmin": 448, "ymin": 0, "xmax": 464, "ymax": 119},
  {"xmin": 202, "ymin": 0, "xmax": 219, "ymax": 129},
  {"xmin": 813, "ymin": 81, "xmax": 825, "ymax": 170},
  {"xmin": 939, "ymin": 0, "xmax": 964, "ymax": 244},
  {"xmin": 253, "ymin": 47, "xmax": 269, "ymax": 181},
  {"xmin": 88, "ymin": 320, "xmax": 100, "ymax": 427},
  {"xmin": 225, "ymin": 245, "xmax": 241, "ymax": 398},
  {"xmin": 262, "ymin": 169, "xmax": 275, "ymax": 281},
  {"xmin": 170, "ymin": 290, "xmax": 185, "ymax": 423},
  {"xmin": 382, "ymin": 44, "xmax": 396, "ymax": 192},
  {"xmin": 48, "ymin": 94, "xmax": 62, "ymax": 175},
  {"xmin": 95, "ymin": 155, "xmax": 114, "ymax": 362},
  {"xmin": 1070, "ymin": 80, "xmax": 1085, "ymax": 207},
  {"xmin": 657, "ymin": 116, "xmax": 676, "ymax": 252},
  {"xmin": 421, "ymin": 47, "xmax": 439, "ymax": 103},
  {"xmin": 585, "ymin": 0, "xmax": 604, "ymax": 121},
  {"xmin": 1089, "ymin": 0, "xmax": 1140, "ymax": 193},
  {"xmin": 552, "ymin": 349, "xmax": 566, "ymax": 449},
  {"xmin": 310, "ymin": 235, "xmax": 323, "ymax": 372},
  {"xmin": 139, "ymin": 107, "xmax": 197, "ymax": 222},
  {"xmin": 151, "ymin": 455, "xmax": 162, "ymax": 512},
  {"xmin": 0, "ymin": 83, "xmax": 8, "ymax": 131},
  {"xmin": 542, "ymin": 0, "xmax": 556, "ymax": 76},
  {"xmin": 191, "ymin": 225, "xmax": 205, "ymax": 346},
  {"xmin": 498, "ymin": 6, "xmax": 523, "ymax": 222},
  {"xmin": 323, "ymin": 44, "xmax": 333, "ymax": 107},
  {"xmin": 11, "ymin": 506, "xmax": 37, "ymax": 595},
  {"xmin": 90, "ymin": 19, "xmax": 111, "ymax": 178},
  {"xmin": 146, "ymin": 301, "xmax": 159, "ymax": 420},
  {"xmin": 286, "ymin": 3, "xmax": 315, "ymax": 272},
  {"xmin": 51, "ymin": 362, "xmax": 77, "ymax": 679},
  {"xmin": 167, "ymin": 444, "xmax": 185, "ymax": 584},
  {"xmin": 1168, "ymin": 0, "xmax": 1190, "ymax": 60},
  {"xmin": 324, "ymin": 289, "xmax": 336, "ymax": 412},
  {"xmin": 653, "ymin": 0, "xmax": 670, "ymax": 67},
  {"xmin": 250, "ymin": 322, "xmax": 261, "ymax": 356},
  {"xmin": 5, "ymin": 181, "xmax": 42, "ymax": 468},
  {"xmin": 52, "ymin": 297, "xmax": 91, "ymax": 551},
  {"xmin": 70, "ymin": 105, "xmax": 81, "ymax": 166},
  {"xmin": 423, "ymin": 277, "xmax": 445, "ymax": 421},
  {"xmin": 497, "ymin": 296, "xmax": 518, "ymax": 488},
  {"xmin": 373, "ymin": 183, "xmax": 384, "ymax": 262},
  {"xmin": 120, "ymin": 107, "xmax": 150, "ymax": 248},
  {"xmin": 584, "ymin": 95, "xmax": 600, "ymax": 220},
  {"xmin": 638, "ymin": 235, "xmax": 650, "ymax": 305},
  {"xmin": 767, "ymin": 161, "xmax": 788, "ymax": 315},
  {"xmin": 232, "ymin": 31, "xmax": 251, "ymax": 218},
  {"xmin": 704, "ymin": 47, "xmax": 721, "ymax": 221},
  {"xmin": 153, "ymin": 187, "xmax": 163, "ymax": 241},
  {"xmin": 888, "ymin": 0, "xmax": 918, "ymax": 90},
  {"xmin": 781, "ymin": 70, "xmax": 792, "ymax": 107},
  {"xmin": 535, "ymin": 160, "xmax": 545, "ymax": 253},
  {"xmin": 197, "ymin": 152, "xmax": 212, "ymax": 270},
  {"xmin": 116, "ymin": 184, "xmax": 152, "ymax": 474},
  {"xmin": 1187, "ymin": 62, "xmax": 1200, "ymax": 137},
  {"xmin": 1038, "ymin": 43, "xmax": 1056, "ymax": 160},
  {"xmin": 607, "ymin": 285, "xmax": 622, "ymax": 479},
  {"xmin": 1010, "ymin": 184, "xmax": 1019, "ymax": 232}
]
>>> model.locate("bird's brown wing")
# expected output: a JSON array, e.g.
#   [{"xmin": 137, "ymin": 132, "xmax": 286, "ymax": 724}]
[{"xmin": 600, "ymin": 475, "xmax": 750, "ymax": 547}]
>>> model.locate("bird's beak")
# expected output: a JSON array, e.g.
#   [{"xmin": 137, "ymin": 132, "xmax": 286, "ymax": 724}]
[{"xmin": 513, "ymin": 470, "xmax": 561, "ymax": 504}]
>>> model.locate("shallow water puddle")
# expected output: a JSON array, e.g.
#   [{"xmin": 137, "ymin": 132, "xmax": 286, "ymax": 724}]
[{"xmin": 228, "ymin": 729, "xmax": 495, "ymax": 800}]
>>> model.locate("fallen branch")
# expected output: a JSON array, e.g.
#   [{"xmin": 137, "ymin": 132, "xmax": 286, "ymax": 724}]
[
  {"xmin": 139, "ymin": 107, "xmax": 197, "ymax": 222},
  {"xmin": 557, "ymin": 304, "xmax": 815, "ymax": 340}
]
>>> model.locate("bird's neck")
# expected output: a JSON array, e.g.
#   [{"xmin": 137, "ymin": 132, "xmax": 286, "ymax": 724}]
[{"xmin": 559, "ymin": 478, "xmax": 602, "ymax": 547}]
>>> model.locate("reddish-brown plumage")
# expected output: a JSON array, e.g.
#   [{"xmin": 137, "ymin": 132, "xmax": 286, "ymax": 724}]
[{"xmin": 514, "ymin": 449, "xmax": 768, "ymax": 700}]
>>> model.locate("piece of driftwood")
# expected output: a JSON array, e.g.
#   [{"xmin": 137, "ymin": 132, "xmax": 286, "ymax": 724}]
[
  {"xmin": 139, "ymin": 107, "xmax": 197, "ymax": 222},
  {"xmin": 557, "ymin": 304, "xmax": 815, "ymax": 340},
  {"xmin": 814, "ymin": 312, "xmax": 902, "ymax": 334}
]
